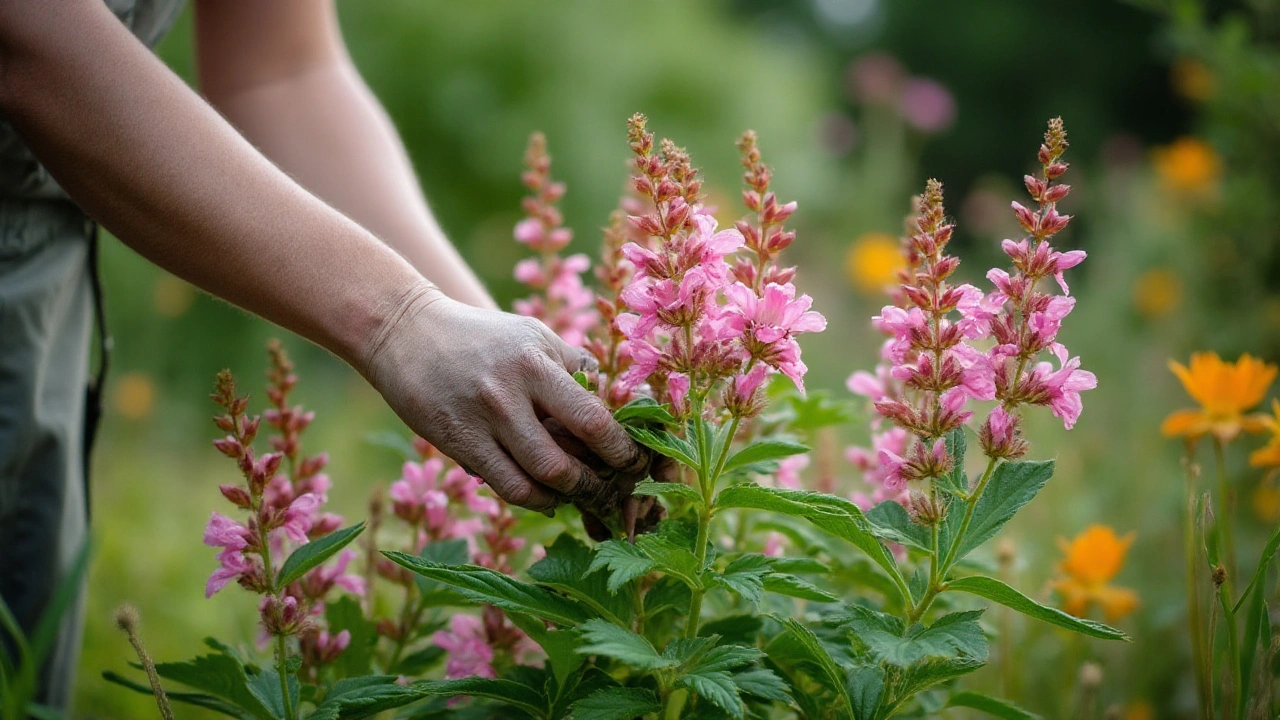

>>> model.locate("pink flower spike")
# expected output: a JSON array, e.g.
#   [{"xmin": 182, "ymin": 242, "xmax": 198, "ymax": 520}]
[
  {"xmin": 203, "ymin": 512, "xmax": 252, "ymax": 551},
  {"xmin": 281, "ymin": 493, "xmax": 321, "ymax": 544},
  {"xmin": 432, "ymin": 615, "xmax": 496, "ymax": 680},
  {"xmin": 513, "ymin": 217, "xmax": 544, "ymax": 245},
  {"xmin": 667, "ymin": 372, "xmax": 690, "ymax": 416}
]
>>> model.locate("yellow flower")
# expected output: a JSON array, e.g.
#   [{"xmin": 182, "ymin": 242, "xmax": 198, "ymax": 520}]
[
  {"xmin": 112, "ymin": 372, "xmax": 156, "ymax": 421},
  {"xmin": 845, "ymin": 232, "xmax": 905, "ymax": 293},
  {"xmin": 1152, "ymin": 137, "xmax": 1222, "ymax": 194},
  {"xmin": 1162, "ymin": 353, "xmax": 1276, "ymax": 442},
  {"xmin": 1131, "ymin": 267, "xmax": 1181, "ymax": 318},
  {"xmin": 1249, "ymin": 399, "xmax": 1280, "ymax": 468},
  {"xmin": 1170, "ymin": 57, "xmax": 1215, "ymax": 102},
  {"xmin": 1052, "ymin": 525, "xmax": 1139, "ymax": 622}
]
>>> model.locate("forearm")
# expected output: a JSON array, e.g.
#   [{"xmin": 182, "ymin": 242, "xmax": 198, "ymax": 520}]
[
  {"xmin": 0, "ymin": 0, "xmax": 431, "ymax": 372},
  {"xmin": 195, "ymin": 2, "xmax": 495, "ymax": 309}
]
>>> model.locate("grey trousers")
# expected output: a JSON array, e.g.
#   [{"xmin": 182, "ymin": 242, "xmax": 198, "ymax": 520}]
[{"xmin": 0, "ymin": 197, "xmax": 97, "ymax": 708}]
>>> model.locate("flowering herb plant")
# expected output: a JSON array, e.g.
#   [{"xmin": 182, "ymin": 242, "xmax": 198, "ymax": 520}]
[{"xmin": 106, "ymin": 116, "xmax": 1126, "ymax": 720}]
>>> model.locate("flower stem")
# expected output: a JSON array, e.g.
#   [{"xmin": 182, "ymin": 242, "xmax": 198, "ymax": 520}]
[
  {"xmin": 939, "ymin": 457, "xmax": 999, "ymax": 575},
  {"xmin": 1183, "ymin": 456, "xmax": 1212, "ymax": 719},
  {"xmin": 275, "ymin": 634, "xmax": 296, "ymax": 720},
  {"xmin": 1212, "ymin": 438, "xmax": 1236, "ymax": 599}
]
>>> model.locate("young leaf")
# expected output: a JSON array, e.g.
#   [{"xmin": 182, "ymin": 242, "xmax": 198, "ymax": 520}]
[
  {"xmin": 576, "ymin": 618, "xmax": 673, "ymax": 670},
  {"xmin": 895, "ymin": 657, "xmax": 985, "ymax": 698},
  {"xmin": 570, "ymin": 686, "xmax": 661, "ymax": 720},
  {"xmin": 636, "ymin": 533, "xmax": 703, "ymax": 589},
  {"xmin": 763, "ymin": 574, "xmax": 839, "ymax": 603},
  {"xmin": 732, "ymin": 668, "xmax": 793, "ymax": 703},
  {"xmin": 715, "ymin": 484, "xmax": 906, "ymax": 603},
  {"xmin": 276, "ymin": 522, "xmax": 365, "ymax": 589},
  {"xmin": 716, "ymin": 555, "xmax": 773, "ymax": 603},
  {"xmin": 948, "ymin": 461, "xmax": 1054, "ymax": 563},
  {"xmin": 947, "ymin": 690, "xmax": 1043, "ymax": 719},
  {"xmin": 677, "ymin": 670, "xmax": 746, "ymax": 719},
  {"xmin": 529, "ymin": 534, "xmax": 634, "ymax": 625},
  {"xmin": 625, "ymin": 426, "xmax": 699, "ymax": 469},
  {"xmin": 573, "ymin": 370, "xmax": 592, "ymax": 389},
  {"xmin": 384, "ymin": 551, "xmax": 594, "ymax": 626},
  {"xmin": 844, "ymin": 609, "xmax": 988, "ymax": 666},
  {"xmin": 938, "ymin": 427, "xmax": 969, "ymax": 495},
  {"xmin": 947, "ymin": 575, "xmax": 1128, "ymax": 640},
  {"xmin": 613, "ymin": 396, "xmax": 677, "ymax": 426},
  {"xmin": 721, "ymin": 439, "xmax": 810, "ymax": 475},
  {"xmin": 631, "ymin": 481, "xmax": 703, "ymax": 506},
  {"xmin": 585, "ymin": 540, "xmax": 656, "ymax": 594},
  {"xmin": 865, "ymin": 501, "xmax": 931, "ymax": 551},
  {"xmin": 689, "ymin": 644, "xmax": 766, "ymax": 674}
]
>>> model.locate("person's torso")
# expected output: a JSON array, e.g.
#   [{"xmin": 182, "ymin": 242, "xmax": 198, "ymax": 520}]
[{"xmin": 0, "ymin": 0, "xmax": 186, "ymax": 201}]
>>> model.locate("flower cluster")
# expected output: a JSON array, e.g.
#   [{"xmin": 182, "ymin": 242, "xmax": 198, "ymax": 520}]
[
  {"xmin": 613, "ymin": 114, "xmax": 824, "ymax": 418},
  {"xmin": 203, "ymin": 343, "xmax": 363, "ymax": 673},
  {"xmin": 847, "ymin": 118, "xmax": 1094, "ymax": 522},
  {"xmin": 512, "ymin": 132, "xmax": 598, "ymax": 348}
]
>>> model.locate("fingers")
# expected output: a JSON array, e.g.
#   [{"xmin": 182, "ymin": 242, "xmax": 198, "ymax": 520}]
[
  {"xmin": 493, "ymin": 404, "xmax": 618, "ymax": 510},
  {"xmin": 539, "ymin": 324, "xmax": 599, "ymax": 375},
  {"xmin": 465, "ymin": 436, "xmax": 560, "ymax": 513},
  {"xmin": 531, "ymin": 368, "xmax": 646, "ymax": 476}
]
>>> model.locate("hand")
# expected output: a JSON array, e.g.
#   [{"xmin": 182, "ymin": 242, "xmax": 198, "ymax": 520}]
[{"xmin": 362, "ymin": 285, "xmax": 646, "ymax": 513}]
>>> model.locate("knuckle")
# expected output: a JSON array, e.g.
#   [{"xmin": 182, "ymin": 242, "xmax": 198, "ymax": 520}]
[
  {"xmin": 527, "ymin": 449, "xmax": 575, "ymax": 487},
  {"xmin": 571, "ymin": 398, "xmax": 615, "ymax": 440},
  {"xmin": 496, "ymin": 477, "xmax": 535, "ymax": 508},
  {"xmin": 475, "ymin": 381, "xmax": 514, "ymax": 419}
]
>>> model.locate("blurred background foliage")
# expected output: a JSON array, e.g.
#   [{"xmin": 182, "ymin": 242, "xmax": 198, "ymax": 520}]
[{"xmin": 76, "ymin": 0, "xmax": 1280, "ymax": 717}]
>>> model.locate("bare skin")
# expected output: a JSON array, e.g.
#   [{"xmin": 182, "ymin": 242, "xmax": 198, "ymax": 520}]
[{"xmin": 0, "ymin": 0, "xmax": 642, "ymax": 513}]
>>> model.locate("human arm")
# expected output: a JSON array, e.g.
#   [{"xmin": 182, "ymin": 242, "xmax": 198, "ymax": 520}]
[
  {"xmin": 191, "ymin": 0, "xmax": 493, "ymax": 309},
  {"xmin": 0, "ymin": 0, "xmax": 642, "ymax": 511}
]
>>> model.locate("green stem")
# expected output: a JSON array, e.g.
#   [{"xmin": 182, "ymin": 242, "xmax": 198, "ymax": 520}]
[
  {"xmin": 939, "ymin": 457, "xmax": 999, "ymax": 575},
  {"xmin": 1184, "ymin": 457, "xmax": 1212, "ymax": 719},
  {"xmin": 276, "ymin": 634, "xmax": 295, "ymax": 720},
  {"xmin": 1212, "ymin": 438, "xmax": 1237, "ymax": 600},
  {"xmin": 1216, "ymin": 581, "xmax": 1242, "ymax": 719}
]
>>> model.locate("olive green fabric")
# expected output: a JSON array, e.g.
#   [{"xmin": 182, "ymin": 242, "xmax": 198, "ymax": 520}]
[{"xmin": 0, "ymin": 0, "xmax": 185, "ymax": 707}]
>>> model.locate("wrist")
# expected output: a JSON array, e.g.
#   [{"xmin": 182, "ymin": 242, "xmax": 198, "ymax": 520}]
[{"xmin": 349, "ymin": 278, "xmax": 446, "ymax": 383}]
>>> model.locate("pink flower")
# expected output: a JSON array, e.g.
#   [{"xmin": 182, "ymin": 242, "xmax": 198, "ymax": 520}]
[
  {"xmin": 513, "ymin": 258, "xmax": 544, "ymax": 285},
  {"xmin": 432, "ymin": 614, "xmax": 496, "ymax": 679},
  {"xmin": 775, "ymin": 454, "xmax": 810, "ymax": 489},
  {"xmin": 204, "ymin": 512, "xmax": 253, "ymax": 552},
  {"xmin": 206, "ymin": 549, "xmax": 254, "ymax": 598},
  {"xmin": 900, "ymin": 78, "xmax": 957, "ymax": 133},
  {"xmin": 513, "ymin": 217, "xmax": 544, "ymax": 245},
  {"xmin": 280, "ymin": 493, "xmax": 320, "ymax": 544},
  {"xmin": 763, "ymin": 532, "xmax": 787, "ymax": 557},
  {"xmin": 306, "ymin": 549, "xmax": 368, "ymax": 598},
  {"xmin": 846, "ymin": 370, "xmax": 887, "ymax": 401},
  {"xmin": 724, "ymin": 282, "xmax": 825, "ymax": 392},
  {"xmin": 877, "ymin": 448, "xmax": 909, "ymax": 491},
  {"xmin": 667, "ymin": 372, "xmax": 690, "ymax": 416},
  {"xmin": 1027, "ymin": 346, "xmax": 1097, "ymax": 429}
]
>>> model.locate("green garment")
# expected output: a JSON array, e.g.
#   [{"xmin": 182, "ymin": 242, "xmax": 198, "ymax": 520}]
[{"xmin": 0, "ymin": 0, "xmax": 184, "ymax": 708}]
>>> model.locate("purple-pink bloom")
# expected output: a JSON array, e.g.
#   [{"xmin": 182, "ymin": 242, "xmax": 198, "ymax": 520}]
[
  {"xmin": 667, "ymin": 372, "xmax": 690, "ymax": 416},
  {"xmin": 433, "ymin": 614, "xmax": 496, "ymax": 679},
  {"xmin": 775, "ymin": 454, "xmax": 810, "ymax": 489},
  {"xmin": 206, "ymin": 548, "xmax": 254, "ymax": 598},
  {"xmin": 281, "ymin": 493, "xmax": 320, "ymax": 544},
  {"xmin": 204, "ymin": 512, "xmax": 252, "ymax": 552},
  {"xmin": 900, "ymin": 78, "xmax": 957, "ymax": 133},
  {"xmin": 846, "ymin": 370, "xmax": 887, "ymax": 401},
  {"xmin": 1029, "ymin": 346, "xmax": 1097, "ymax": 429}
]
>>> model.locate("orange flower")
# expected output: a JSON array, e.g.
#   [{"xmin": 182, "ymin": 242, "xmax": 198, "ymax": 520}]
[
  {"xmin": 845, "ymin": 232, "xmax": 905, "ymax": 293},
  {"xmin": 1152, "ymin": 137, "xmax": 1222, "ymax": 194},
  {"xmin": 1250, "ymin": 399, "xmax": 1280, "ymax": 468},
  {"xmin": 1162, "ymin": 353, "xmax": 1276, "ymax": 442},
  {"xmin": 1052, "ymin": 525, "xmax": 1139, "ymax": 622}
]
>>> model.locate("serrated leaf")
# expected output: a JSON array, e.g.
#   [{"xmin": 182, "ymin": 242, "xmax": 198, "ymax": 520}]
[
  {"xmin": 690, "ymin": 644, "xmax": 765, "ymax": 674},
  {"xmin": 412, "ymin": 538, "xmax": 472, "ymax": 605},
  {"xmin": 625, "ymin": 426, "xmax": 699, "ymax": 469},
  {"xmin": 384, "ymin": 551, "xmax": 594, "ymax": 626},
  {"xmin": 947, "ymin": 690, "xmax": 1043, "ymax": 719},
  {"xmin": 529, "ymin": 535, "xmax": 633, "ymax": 625},
  {"xmin": 146, "ymin": 652, "xmax": 275, "ymax": 720},
  {"xmin": 769, "ymin": 617, "xmax": 854, "ymax": 719},
  {"xmin": 277, "ymin": 522, "xmax": 365, "ymax": 589},
  {"xmin": 715, "ymin": 484, "xmax": 906, "ymax": 603},
  {"xmin": 767, "ymin": 556, "xmax": 830, "ymax": 574},
  {"xmin": 677, "ymin": 670, "xmax": 745, "ymax": 719},
  {"xmin": 732, "ymin": 668, "xmax": 793, "ymax": 702},
  {"xmin": 947, "ymin": 575, "xmax": 1128, "ymax": 640},
  {"xmin": 939, "ymin": 427, "xmax": 969, "ymax": 495},
  {"xmin": 844, "ymin": 609, "xmax": 987, "ymax": 666},
  {"xmin": 635, "ymin": 533, "xmax": 703, "ymax": 589},
  {"xmin": 101, "ymin": 671, "xmax": 245, "ymax": 718},
  {"xmin": 865, "ymin": 501, "xmax": 931, "ymax": 552},
  {"xmin": 631, "ymin": 481, "xmax": 703, "ymax": 505},
  {"xmin": 613, "ymin": 397, "xmax": 677, "ymax": 426},
  {"xmin": 948, "ymin": 461, "xmax": 1054, "ymax": 563},
  {"xmin": 763, "ymin": 574, "xmax": 838, "ymax": 603},
  {"xmin": 246, "ymin": 667, "xmax": 300, "ymax": 719},
  {"xmin": 661, "ymin": 636, "xmax": 718, "ymax": 665},
  {"xmin": 896, "ymin": 657, "xmax": 985, "ymax": 698},
  {"xmin": 506, "ymin": 612, "xmax": 584, "ymax": 689},
  {"xmin": 721, "ymin": 440, "xmax": 810, "ymax": 475},
  {"xmin": 847, "ymin": 666, "xmax": 884, "ymax": 720},
  {"xmin": 586, "ymin": 540, "xmax": 655, "ymax": 594},
  {"xmin": 575, "ymin": 618, "xmax": 671, "ymax": 670},
  {"xmin": 569, "ymin": 686, "xmax": 661, "ymax": 720},
  {"xmin": 716, "ymin": 554, "xmax": 773, "ymax": 603}
]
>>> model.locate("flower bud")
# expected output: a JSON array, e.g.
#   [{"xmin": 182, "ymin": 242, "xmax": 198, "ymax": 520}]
[
  {"xmin": 1023, "ymin": 175, "xmax": 1045, "ymax": 200},
  {"xmin": 1042, "ymin": 183, "xmax": 1071, "ymax": 203},
  {"xmin": 1045, "ymin": 162, "xmax": 1069, "ymax": 179},
  {"xmin": 1011, "ymin": 202, "xmax": 1037, "ymax": 233},
  {"xmin": 213, "ymin": 436, "xmax": 243, "ymax": 459},
  {"xmin": 219, "ymin": 484, "xmax": 253, "ymax": 509}
]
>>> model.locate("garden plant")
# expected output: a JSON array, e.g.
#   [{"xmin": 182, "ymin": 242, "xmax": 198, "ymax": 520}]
[{"xmin": 102, "ymin": 114, "xmax": 1132, "ymax": 720}]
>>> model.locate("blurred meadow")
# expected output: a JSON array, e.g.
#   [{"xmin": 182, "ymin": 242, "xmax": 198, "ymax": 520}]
[{"xmin": 74, "ymin": 0, "xmax": 1280, "ymax": 717}]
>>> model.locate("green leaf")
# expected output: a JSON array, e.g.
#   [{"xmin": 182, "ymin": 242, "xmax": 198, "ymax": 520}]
[
  {"xmin": 102, "ymin": 671, "xmax": 246, "ymax": 718},
  {"xmin": 276, "ymin": 522, "xmax": 365, "ymax": 589},
  {"xmin": 769, "ymin": 617, "xmax": 854, "ymax": 719},
  {"xmin": 767, "ymin": 556, "xmax": 830, "ymax": 574},
  {"xmin": 732, "ymin": 668, "xmax": 793, "ymax": 703},
  {"xmin": 896, "ymin": 657, "xmax": 985, "ymax": 698},
  {"xmin": 660, "ymin": 635, "xmax": 717, "ymax": 666},
  {"xmin": 384, "ymin": 551, "xmax": 594, "ymax": 626},
  {"xmin": 865, "ymin": 501, "xmax": 931, "ymax": 551},
  {"xmin": 575, "ymin": 618, "xmax": 672, "ymax": 670},
  {"xmin": 1233, "ymin": 521, "xmax": 1280, "ymax": 614},
  {"xmin": 699, "ymin": 615, "xmax": 764, "ymax": 645},
  {"xmin": 569, "ymin": 686, "xmax": 661, "ymax": 720},
  {"xmin": 147, "ymin": 652, "xmax": 275, "ymax": 720},
  {"xmin": 585, "ymin": 540, "xmax": 655, "ymax": 594},
  {"xmin": 631, "ymin": 481, "xmax": 703, "ymax": 505},
  {"xmin": 715, "ymin": 484, "xmax": 906, "ymax": 603},
  {"xmin": 947, "ymin": 575, "xmax": 1128, "ymax": 640},
  {"xmin": 782, "ymin": 390, "xmax": 858, "ymax": 432},
  {"xmin": 613, "ymin": 396, "xmax": 677, "ymax": 426},
  {"xmin": 690, "ymin": 644, "xmax": 766, "ymax": 674},
  {"xmin": 716, "ymin": 554, "xmax": 772, "ymax": 603},
  {"xmin": 847, "ymin": 666, "xmax": 885, "ymax": 720},
  {"xmin": 1239, "ymin": 589, "xmax": 1268, "ymax": 719},
  {"xmin": 310, "ymin": 677, "xmax": 547, "ymax": 720},
  {"xmin": 625, "ymin": 426, "xmax": 699, "ymax": 469},
  {"xmin": 721, "ymin": 440, "xmax": 810, "ymax": 475},
  {"xmin": 506, "ymin": 612, "xmax": 584, "ymax": 689},
  {"xmin": 246, "ymin": 667, "xmax": 300, "ymax": 720},
  {"xmin": 529, "ymin": 534, "xmax": 634, "ymax": 625},
  {"xmin": 939, "ymin": 427, "xmax": 969, "ymax": 495},
  {"xmin": 677, "ymin": 670, "xmax": 745, "ymax": 719},
  {"xmin": 763, "ymin": 574, "xmax": 838, "ymax": 603},
  {"xmin": 326, "ymin": 596, "xmax": 375, "ymax": 677},
  {"xmin": 947, "ymin": 690, "xmax": 1043, "ymax": 719},
  {"xmin": 635, "ymin": 533, "xmax": 703, "ymax": 589},
  {"xmin": 949, "ymin": 461, "xmax": 1054, "ymax": 563},
  {"xmin": 413, "ymin": 538, "xmax": 472, "ymax": 606},
  {"xmin": 843, "ymin": 608, "xmax": 988, "ymax": 666},
  {"xmin": 573, "ymin": 370, "xmax": 592, "ymax": 389}
]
